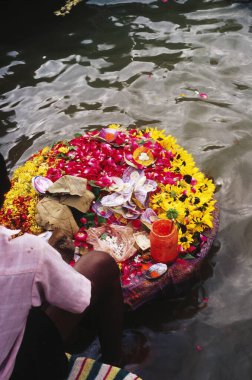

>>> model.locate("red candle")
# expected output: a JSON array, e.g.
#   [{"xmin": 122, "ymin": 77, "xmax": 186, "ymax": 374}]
[{"xmin": 150, "ymin": 219, "xmax": 178, "ymax": 264}]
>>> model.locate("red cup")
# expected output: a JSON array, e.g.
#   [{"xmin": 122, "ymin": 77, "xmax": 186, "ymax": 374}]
[{"xmin": 150, "ymin": 219, "xmax": 178, "ymax": 264}]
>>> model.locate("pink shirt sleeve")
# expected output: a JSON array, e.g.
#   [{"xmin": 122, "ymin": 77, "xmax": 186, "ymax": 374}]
[{"xmin": 32, "ymin": 238, "xmax": 91, "ymax": 313}]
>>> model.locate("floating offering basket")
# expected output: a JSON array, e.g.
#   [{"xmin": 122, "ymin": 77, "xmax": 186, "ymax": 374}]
[{"xmin": 0, "ymin": 126, "xmax": 219, "ymax": 310}]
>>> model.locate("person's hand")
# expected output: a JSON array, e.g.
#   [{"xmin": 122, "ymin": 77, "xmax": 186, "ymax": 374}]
[
  {"xmin": 48, "ymin": 228, "xmax": 67, "ymax": 248},
  {"xmin": 49, "ymin": 228, "xmax": 75, "ymax": 263}
]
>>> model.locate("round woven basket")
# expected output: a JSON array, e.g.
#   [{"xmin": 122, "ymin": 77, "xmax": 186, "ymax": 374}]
[{"xmin": 0, "ymin": 127, "xmax": 218, "ymax": 310}]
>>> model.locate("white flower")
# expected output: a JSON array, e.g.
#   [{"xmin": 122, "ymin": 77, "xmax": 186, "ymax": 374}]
[{"xmin": 138, "ymin": 152, "xmax": 150, "ymax": 161}]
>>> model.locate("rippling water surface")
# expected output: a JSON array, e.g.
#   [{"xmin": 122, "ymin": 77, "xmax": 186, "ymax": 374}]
[{"xmin": 1, "ymin": 1, "xmax": 252, "ymax": 378}]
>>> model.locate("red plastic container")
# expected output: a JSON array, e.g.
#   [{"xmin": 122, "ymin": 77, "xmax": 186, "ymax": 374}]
[{"xmin": 150, "ymin": 219, "xmax": 178, "ymax": 264}]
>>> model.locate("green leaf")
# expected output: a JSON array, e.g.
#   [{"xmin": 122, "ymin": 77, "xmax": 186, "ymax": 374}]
[
  {"xmin": 166, "ymin": 208, "xmax": 178, "ymax": 220},
  {"xmin": 100, "ymin": 233, "xmax": 108, "ymax": 240},
  {"xmin": 68, "ymin": 145, "xmax": 77, "ymax": 151},
  {"xmin": 137, "ymin": 139, "xmax": 146, "ymax": 146},
  {"xmin": 88, "ymin": 180, "xmax": 110, "ymax": 192},
  {"xmin": 88, "ymin": 180, "xmax": 101, "ymax": 188},
  {"xmin": 84, "ymin": 212, "xmax": 96, "ymax": 221},
  {"xmin": 57, "ymin": 153, "xmax": 69, "ymax": 159},
  {"xmin": 86, "ymin": 221, "xmax": 95, "ymax": 228},
  {"xmin": 181, "ymin": 253, "xmax": 195, "ymax": 260},
  {"xmin": 74, "ymin": 133, "xmax": 83, "ymax": 138},
  {"xmin": 97, "ymin": 216, "xmax": 106, "ymax": 224},
  {"xmin": 91, "ymin": 186, "xmax": 101, "ymax": 198}
]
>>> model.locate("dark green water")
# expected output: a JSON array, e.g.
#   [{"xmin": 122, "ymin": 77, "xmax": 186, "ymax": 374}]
[{"xmin": 1, "ymin": 0, "xmax": 252, "ymax": 378}]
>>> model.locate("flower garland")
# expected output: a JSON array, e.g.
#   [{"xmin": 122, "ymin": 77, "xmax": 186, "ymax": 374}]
[
  {"xmin": 0, "ymin": 147, "xmax": 61, "ymax": 234},
  {"xmin": 0, "ymin": 126, "xmax": 216, "ymax": 257}
]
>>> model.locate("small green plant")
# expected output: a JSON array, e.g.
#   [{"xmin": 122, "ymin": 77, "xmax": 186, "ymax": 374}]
[{"xmin": 166, "ymin": 208, "xmax": 179, "ymax": 220}]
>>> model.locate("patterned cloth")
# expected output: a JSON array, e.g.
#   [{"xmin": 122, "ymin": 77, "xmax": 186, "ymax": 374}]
[{"xmin": 67, "ymin": 357, "xmax": 142, "ymax": 380}]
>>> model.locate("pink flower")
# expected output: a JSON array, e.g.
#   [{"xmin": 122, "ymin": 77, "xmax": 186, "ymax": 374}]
[
  {"xmin": 199, "ymin": 93, "xmax": 208, "ymax": 99},
  {"xmin": 187, "ymin": 245, "xmax": 196, "ymax": 252},
  {"xmin": 80, "ymin": 217, "xmax": 87, "ymax": 224},
  {"xmin": 195, "ymin": 345, "xmax": 203, "ymax": 352},
  {"xmin": 99, "ymin": 128, "xmax": 118, "ymax": 142},
  {"xmin": 191, "ymin": 178, "xmax": 197, "ymax": 186},
  {"xmin": 131, "ymin": 219, "xmax": 142, "ymax": 230},
  {"xmin": 69, "ymin": 260, "xmax": 76, "ymax": 267},
  {"xmin": 74, "ymin": 231, "xmax": 88, "ymax": 242}
]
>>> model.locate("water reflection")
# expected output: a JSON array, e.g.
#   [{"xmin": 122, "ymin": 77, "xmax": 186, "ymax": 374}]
[{"xmin": 1, "ymin": 0, "xmax": 252, "ymax": 378}]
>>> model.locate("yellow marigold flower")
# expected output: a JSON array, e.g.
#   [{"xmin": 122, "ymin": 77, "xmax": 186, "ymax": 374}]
[
  {"xmin": 178, "ymin": 233, "xmax": 194, "ymax": 250},
  {"xmin": 118, "ymin": 263, "xmax": 122, "ymax": 271},
  {"xmin": 30, "ymin": 224, "xmax": 44, "ymax": 234},
  {"xmin": 108, "ymin": 124, "xmax": 121, "ymax": 129},
  {"xmin": 146, "ymin": 128, "xmax": 167, "ymax": 141},
  {"xmin": 179, "ymin": 165, "xmax": 199, "ymax": 177},
  {"xmin": 160, "ymin": 135, "xmax": 178, "ymax": 151},
  {"xmin": 164, "ymin": 184, "xmax": 180, "ymax": 196},
  {"xmin": 58, "ymin": 147, "xmax": 69, "ymax": 154},
  {"xmin": 190, "ymin": 209, "xmax": 203, "ymax": 219},
  {"xmin": 0, "ymin": 147, "xmax": 58, "ymax": 234},
  {"xmin": 201, "ymin": 214, "xmax": 213, "ymax": 229},
  {"xmin": 41, "ymin": 147, "xmax": 50, "ymax": 155}
]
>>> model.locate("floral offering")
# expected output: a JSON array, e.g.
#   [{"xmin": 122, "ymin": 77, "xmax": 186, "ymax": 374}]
[{"xmin": 0, "ymin": 126, "xmax": 216, "ymax": 279}]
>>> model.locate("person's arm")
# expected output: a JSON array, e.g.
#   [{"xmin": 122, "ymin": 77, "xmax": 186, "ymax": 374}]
[{"xmin": 31, "ymin": 237, "xmax": 91, "ymax": 314}]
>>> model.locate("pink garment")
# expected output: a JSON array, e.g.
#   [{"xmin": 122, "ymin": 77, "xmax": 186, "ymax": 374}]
[{"xmin": 0, "ymin": 227, "xmax": 91, "ymax": 380}]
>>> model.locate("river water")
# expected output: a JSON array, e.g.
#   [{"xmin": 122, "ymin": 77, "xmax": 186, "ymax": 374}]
[{"xmin": 1, "ymin": 0, "xmax": 252, "ymax": 379}]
